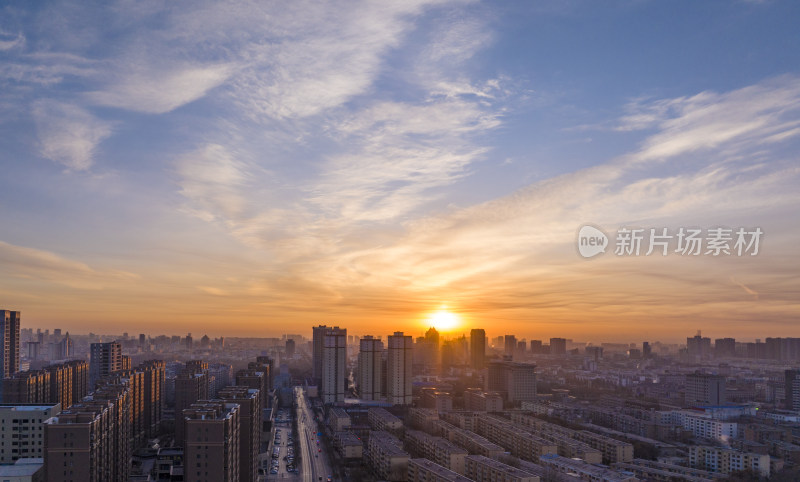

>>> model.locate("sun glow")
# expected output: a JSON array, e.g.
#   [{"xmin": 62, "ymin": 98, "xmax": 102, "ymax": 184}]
[{"xmin": 427, "ymin": 309, "xmax": 461, "ymax": 332}]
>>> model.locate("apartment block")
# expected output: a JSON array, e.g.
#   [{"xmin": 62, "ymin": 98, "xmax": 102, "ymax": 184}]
[
  {"xmin": 387, "ymin": 332, "xmax": 412, "ymax": 405},
  {"xmin": 3, "ymin": 371, "xmax": 50, "ymax": 404},
  {"xmin": 465, "ymin": 454, "xmax": 540, "ymax": 482},
  {"xmin": 88, "ymin": 342, "xmax": 123, "ymax": 387},
  {"xmin": 574, "ymin": 430, "xmax": 634, "ymax": 464},
  {"xmin": 328, "ymin": 407, "xmax": 351, "ymax": 432},
  {"xmin": 434, "ymin": 420, "xmax": 505, "ymax": 458},
  {"xmin": 408, "ymin": 407, "xmax": 439, "ymax": 430},
  {"xmin": 175, "ymin": 370, "xmax": 209, "ymax": 446},
  {"xmin": 464, "ymin": 388, "xmax": 503, "ymax": 412},
  {"xmin": 475, "ymin": 414, "xmax": 557, "ymax": 462},
  {"xmin": 420, "ymin": 388, "xmax": 453, "ymax": 412},
  {"xmin": 334, "ymin": 431, "xmax": 363, "ymax": 459},
  {"xmin": 404, "ymin": 429, "xmax": 468, "ymax": 474},
  {"xmin": 139, "ymin": 360, "xmax": 165, "ymax": 439},
  {"xmin": 367, "ymin": 431, "xmax": 409, "ymax": 481},
  {"xmin": 486, "ymin": 361, "xmax": 537, "ymax": 403},
  {"xmin": 44, "ymin": 386, "xmax": 131, "ymax": 482},
  {"xmin": 368, "ymin": 407, "xmax": 403, "ymax": 432},
  {"xmin": 539, "ymin": 454, "xmax": 638, "ymax": 482},
  {"xmin": 440, "ymin": 411, "xmax": 480, "ymax": 432},
  {"xmin": 685, "ymin": 373, "xmax": 726, "ymax": 407},
  {"xmin": 613, "ymin": 459, "xmax": 723, "ymax": 481},
  {"xmin": 218, "ymin": 386, "xmax": 261, "ymax": 482},
  {"xmin": 357, "ymin": 335, "xmax": 384, "ymax": 400},
  {"xmin": 689, "ymin": 446, "xmax": 770, "ymax": 478},
  {"xmin": 0, "ymin": 404, "xmax": 60, "ymax": 464},
  {"xmin": 320, "ymin": 327, "xmax": 347, "ymax": 404},
  {"xmin": 673, "ymin": 410, "xmax": 738, "ymax": 441},
  {"xmin": 509, "ymin": 412, "xmax": 603, "ymax": 464},
  {"xmin": 408, "ymin": 458, "xmax": 473, "ymax": 482},
  {"xmin": 184, "ymin": 401, "xmax": 241, "ymax": 482}
]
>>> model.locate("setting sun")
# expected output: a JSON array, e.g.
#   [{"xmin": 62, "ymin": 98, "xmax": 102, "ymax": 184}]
[{"xmin": 427, "ymin": 309, "xmax": 461, "ymax": 332}]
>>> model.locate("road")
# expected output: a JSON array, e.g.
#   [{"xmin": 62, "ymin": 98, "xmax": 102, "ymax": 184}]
[{"xmin": 294, "ymin": 387, "xmax": 332, "ymax": 482}]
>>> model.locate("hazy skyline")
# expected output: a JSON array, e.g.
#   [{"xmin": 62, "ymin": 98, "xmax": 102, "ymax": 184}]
[{"xmin": 1, "ymin": 1, "xmax": 799, "ymax": 341}]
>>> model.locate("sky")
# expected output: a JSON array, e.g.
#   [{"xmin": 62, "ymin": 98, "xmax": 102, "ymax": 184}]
[{"xmin": 1, "ymin": 0, "xmax": 799, "ymax": 342}]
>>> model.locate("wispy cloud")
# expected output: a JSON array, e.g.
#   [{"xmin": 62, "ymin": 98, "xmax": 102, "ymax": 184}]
[
  {"xmin": 175, "ymin": 144, "xmax": 251, "ymax": 223},
  {"xmin": 0, "ymin": 240, "xmax": 137, "ymax": 290},
  {"xmin": 0, "ymin": 30, "xmax": 24, "ymax": 51},
  {"xmin": 86, "ymin": 63, "xmax": 233, "ymax": 114},
  {"xmin": 32, "ymin": 100, "xmax": 112, "ymax": 170}
]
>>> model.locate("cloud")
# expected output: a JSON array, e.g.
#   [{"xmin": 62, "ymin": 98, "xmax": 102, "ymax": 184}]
[
  {"xmin": 175, "ymin": 144, "xmax": 251, "ymax": 222},
  {"xmin": 86, "ymin": 63, "xmax": 233, "ymax": 114},
  {"xmin": 32, "ymin": 100, "xmax": 112, "ymax": 170},
  {"xmin": 0, "ymin": 240, "xmax": 137, "ymax": 290},
  {"xmin": 314, "ymin": 99, "xmax": 502, "ymax": 221},
  {"xmin": 0, "ymin": 31, "xmax": 24, "ymax": 51},
  {"xmin": 617, "ymin": 76, "xmax": 800, "ymax": 162}
]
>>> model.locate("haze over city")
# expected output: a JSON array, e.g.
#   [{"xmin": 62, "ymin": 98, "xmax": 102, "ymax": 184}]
[{"xmin": 1, "ymin": 1, "xmax": 799, "ymax": 341}]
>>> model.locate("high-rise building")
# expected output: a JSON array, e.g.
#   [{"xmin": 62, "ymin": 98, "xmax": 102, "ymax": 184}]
[
  {"xmin": 504, "ymin": 335, "xmax": 517, "ymax": 357},
  {"xmin": 47, "ymin": 363, "xmax": 73, "ymax": 409},
  {"xmin": 175, "ymin": 370, "xmax": 209, "ymax": 445},
  {"xmin": 27, "ymin": 341, "xmax": 40, "ymax": 361},
  {"xmin": 549, "ymin": 338, "xmax": 567, "ymax": 355},
  {"xmin": 486, "ymin": 361, "xmax": 537, "ymax": 403},
  {"xmin": 2, "ymin": 370, "xmax": 49, "ymax": 404},
  {"xmin": 0, "ymin": 310, "xmax": 21, "ymax": 402},
  {"xmin": 642, "ymin": 341, "xmax": 652, "ymax": 359},
  {"xmin": 89, "ymin": 341, "xmax": 123, "ymax": 387},
  {"xmin": 685, "ymin": 372, "xmax": 726, "ymax": 407},
  {"xmin": 45, "ymin": 383, "xmax": 132, "ymax": 482},
  {"xmin": 66, "ymin": 360, "xmax": 89, "ymax": 406},
  {"xmin": 236, "ymin": 369, "xmax": 267, "ymax": 408},
  {"xmin": 687, "ymin": 333, "xmax": 712, "ymax": 359},
  {"xmin": 322, "ymin": 327, "xmax": 347, "ymax": 404},
  {"xmin": 139, "ymin": 360, "xmax": 165, "ymax": 439},
  {"xmin": 184, "ymin": 401, "xmax": 241, "ymax": 482},
  {"xmin": 423, "ymin": 327, "xmax": 440, "ymax": 371},
  {"xmin": 785, "ymin": 369, "xmax": 800, "ymax": 411},
  {"xmin": 470, "ymin": 329, "xmax": 486, "ymax": 370},
  {"xmin": 387, "ymin": 331, "xmax": 413, "ymax": 406},
  {"xmin": 218, "ymin": 387, "xmax": 261, "ymax": 482},
  {"xmin": 285, "ymin": 338, "xmax": 296, "ymax": 358},
  {"xmin": 715, "ymin": 338, "xmax": 736, "ymax": 358},
  {"xmin": 357, "ymin": 335, "xmax": 384, "ymax": 400},
  {"xmin": 312, "ymin": 325, "xmax": 328, "ymax": 383}
]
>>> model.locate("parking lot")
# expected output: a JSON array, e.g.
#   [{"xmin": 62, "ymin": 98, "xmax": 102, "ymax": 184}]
[{"xmin": 262, "ymin": 409, "xmax": 298, "ymax": 481}]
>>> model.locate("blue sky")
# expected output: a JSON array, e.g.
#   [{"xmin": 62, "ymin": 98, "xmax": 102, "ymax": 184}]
[{"xmin": 1, "ymin": 0, "xmax": 798, "ymax": 340}]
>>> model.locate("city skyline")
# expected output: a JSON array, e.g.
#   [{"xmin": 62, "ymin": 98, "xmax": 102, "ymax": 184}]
[{"xmin": 1, "ymin": 1, "xmax": 799, "ymax": 340}]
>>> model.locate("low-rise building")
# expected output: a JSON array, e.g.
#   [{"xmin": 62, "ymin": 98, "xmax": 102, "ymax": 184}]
[
  {"xmin": 539, "ymin": 454, "xmax": 639, "ymax": 482},
  {"xmin": 464, "ymin": 389, "xmax": 503, "ymax": 412},
  {"xmin": 464, "ymin": 454, "xmax": 540, "ymax": 482},
  {"xmin": 0, "ymin": 458, "xmax": 44, "ymax": 482},
  {"xmin": 333, "ymin": 431, "xmax": 363, "ymax": 459},
  {"xmin": 407, "ymin": 458, "xmax": 472, "ymax": 482},
  {"xmin": 367, "ymin": 431, "xmax": 409, "ymax": 481},
  {"xmin": 0, "ymin": 404, "xmax": 61, "ymax": 465},
  {"xmin": 368, "ymin": 407, "xmax": 403, "ymax": 432},
  {"xmin": 328, "ymin": 407, "xmax": 351, "ymax": 432},
  {"xmin": 404, "ymin": 429, "xmax": 468, "ymax": 474},
  {"xmin": 435, "ymin": 420, "xmax": 505, "ymax": 458},
  {"xmin": 689, "ymin": 446, "xmax": 770, "ymax": 478}
]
